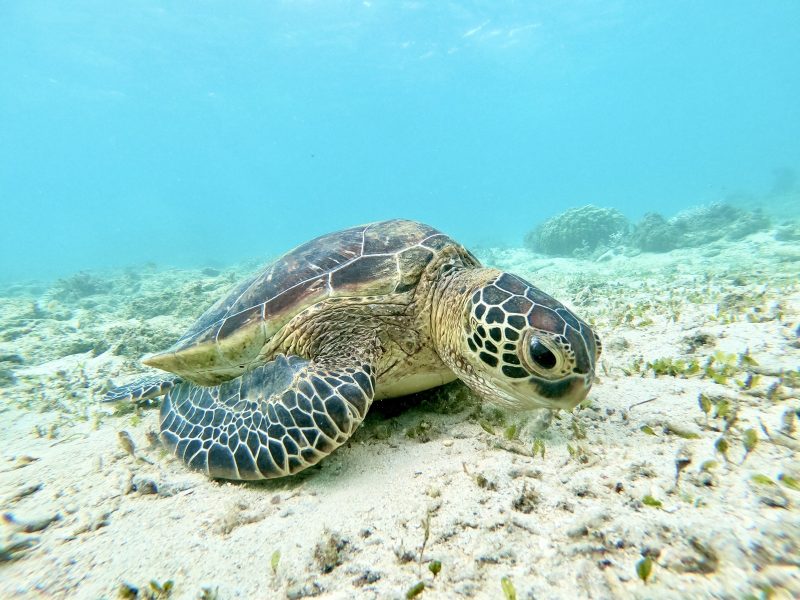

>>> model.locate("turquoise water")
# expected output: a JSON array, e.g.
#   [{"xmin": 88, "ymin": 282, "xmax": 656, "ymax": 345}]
[{"xmin": 1, "ymin": 1, "xmax": 799, "ymax": 281}]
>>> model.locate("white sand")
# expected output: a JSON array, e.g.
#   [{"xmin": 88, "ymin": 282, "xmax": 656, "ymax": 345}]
[{"xmin": 1, "ymin": 231, "xmax": 798, "ymax": 599}]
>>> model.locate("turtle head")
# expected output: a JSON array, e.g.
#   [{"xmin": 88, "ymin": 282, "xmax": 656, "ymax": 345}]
[{"xmin": 454, "ymin": 272, "xmax": 600, "ymax": 411}]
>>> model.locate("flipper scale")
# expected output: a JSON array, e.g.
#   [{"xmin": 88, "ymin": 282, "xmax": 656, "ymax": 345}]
[
  {"xmin": 103, "ymin": 374, "xmax": 182, "ymax": 403},
  {"xmin": 159, "ymin": 352, "xmax": 376, "ymax": 480}
]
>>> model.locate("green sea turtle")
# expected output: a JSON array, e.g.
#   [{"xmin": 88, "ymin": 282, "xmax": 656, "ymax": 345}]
[{"xmin": 105, "ymin": 220, "xmax": 600, "ymax": 480}]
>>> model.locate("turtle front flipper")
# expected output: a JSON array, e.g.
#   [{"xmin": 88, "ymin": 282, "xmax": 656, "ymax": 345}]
[
  {"xmin": 159, "ymin": 353, "xmax": 376, "ymax": 480},
  {"xmin": 103, "ymin": 374, "xmax": 183, "ymax": 403}
]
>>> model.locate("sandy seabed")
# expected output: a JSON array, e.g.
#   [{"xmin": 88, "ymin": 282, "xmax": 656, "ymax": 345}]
[{"xmin": 1, "ymin": 231, "xmax": 798, "ymax": 599}]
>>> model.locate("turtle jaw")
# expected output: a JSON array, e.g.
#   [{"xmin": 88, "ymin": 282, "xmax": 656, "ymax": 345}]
[
  {"xmin": 467, "ymin": 370, "xmax": 593, "ymax": 412},
  {"xmin": 507, "ymin": 373, "xmax": 593, "ymax": 411}
]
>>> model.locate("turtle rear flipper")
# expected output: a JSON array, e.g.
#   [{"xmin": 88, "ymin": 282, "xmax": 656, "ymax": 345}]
[
  {"xmin": 159, "ymin": 351, "xmax": 376, "ymax": 480},
  {"xmin": 104, "ymin": 374, "xmax": 183, "ymax": 403}
]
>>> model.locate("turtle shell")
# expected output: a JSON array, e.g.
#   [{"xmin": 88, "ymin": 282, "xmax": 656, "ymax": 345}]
[{"xmin": 143, "ymin": 219, "xmax": 468, "ymax": 383}]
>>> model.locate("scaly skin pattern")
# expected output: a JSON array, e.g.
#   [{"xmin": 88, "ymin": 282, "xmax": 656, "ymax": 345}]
[
  {"xmin": 102, "ymin": 373, "xmax": 182, "ymax": 403},
  {"xmin": 159, "ymin": 330, "xmax": 381, "ymax": 480},
  {"xmin": 429, "ymin": 266, "xmax": 504, "ymax": 399},
  {"xmin": 430, "ymin": 267, "xmax": 599, "ymax": 411}
]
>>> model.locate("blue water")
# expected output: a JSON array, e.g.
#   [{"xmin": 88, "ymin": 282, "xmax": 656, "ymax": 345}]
[{"xmin": 1, "ymin": 1, "xmax": 799, "ymax": 281}]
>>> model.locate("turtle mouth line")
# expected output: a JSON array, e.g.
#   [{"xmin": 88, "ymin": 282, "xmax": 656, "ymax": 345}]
[
  {"xmin": 504, "ymin": 373, "xmax": 593, "ymax": 411},
  {"xmin": 487, "ymin": 377, "xmax": 590, "ymax": 412}
]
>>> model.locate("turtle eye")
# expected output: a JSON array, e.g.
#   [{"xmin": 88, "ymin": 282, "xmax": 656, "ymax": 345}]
[
  {"xmin": 529, "ymin": 337, "xmax": 557, "ymax": 370},
  {"xmin": 519, "ymin": 331, "xmax": 564, "ymax": 377}
]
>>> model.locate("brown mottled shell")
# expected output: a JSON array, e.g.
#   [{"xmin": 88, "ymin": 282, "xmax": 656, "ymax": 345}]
[{"xmin": 143, "ymin": 219, "xmax": 467, "ymax": 381}]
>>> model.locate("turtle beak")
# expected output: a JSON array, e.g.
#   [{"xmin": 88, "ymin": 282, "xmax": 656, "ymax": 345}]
[
  {"xmin": 514, "ymin": 374, "xmax": 592, "ymax": 411},
  {"xmin": 548, "ymin": 377, "xmax": 592, "ymax": 410},
  {"xmin": 485, "ymin": 373, "xmax": 592, "ymax": 412}
]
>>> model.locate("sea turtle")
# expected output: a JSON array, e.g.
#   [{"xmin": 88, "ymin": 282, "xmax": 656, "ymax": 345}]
[{"xmin": 105, "ymin": 219, "xmax": 600, "ymax": 480}]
